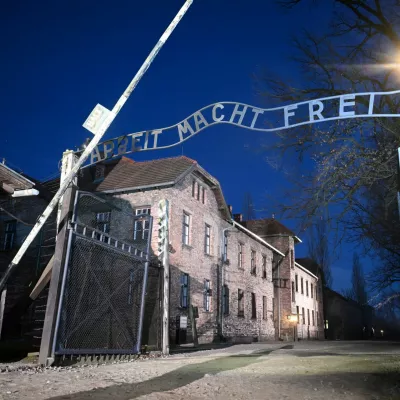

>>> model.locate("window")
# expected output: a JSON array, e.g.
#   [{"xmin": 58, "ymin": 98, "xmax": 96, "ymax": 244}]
[
  {"xmin": 192, "ymin": 180, "xmax": 196, "ymax": 197},
  {"xmin": 223, "ymin": 232, "xmax": 228, "ymax": 262},
  {"xmin": 3, "ymin": 220, "xmax": 16, "ymax": 250},
  {"xmin": 238, "ymin": 289, "xmax": 244, "ymax": 317},
  {"xmin": 238, "ymin": 243, "xmax": 243, "ymax": 268},
  {"xmin": 301, "ymin": 277, "xmax": 304, "ymax": 294},
  {"xmin": 307, "ymin": 309, "xmax": 310, "ymax": 325},
  {"xmin": 263, "ymin": 296, "xmax": 268, "ymax": 320},
  {"xmin": 306, "ymin": 281, "xmax": 309, "ymax": 297},
  {"xmin": 315, "ymin": 286, "xmax": 318, "ymax": 301},
  {"xmin": 290, "ymin": 249, "xmax": 294, "ymax": 268},
  {"xmin": 222, "ymin": 285, "xmax": 229, "ymax": 315},
  {"xmin": 316, "ymin": 311, "xmax": 319, "ymax": 326},
  {"xmin": 127, "ymin": 270, "xmax": 135, "ymax": 305},
  {"xmin": 295, "ymin": 274, "xmax": 298, "ymax": 292},
  {"xmin": 204, "ymin": 224, "xmax": 211, "ymax": 254},
  {"xmin": 134, "ymin": 208, "xmax": 151, "ymax": 241},
  {"xmin": 251, "ymin": 250, "xmax": 256, "ymax": 275},
  {"xmin": 204, "ymin": 279, "xmax": 211, "ymax": 311},
  {"xmin": 302, "ymin": 307, "xmax": 305, "ymax": 324},
  {"xmin": 262, "ymin": 255, "xmax": 267, "ymax": 279},
  {"xmin": 291, "ymin": 281, "xmax": 295, "ymax": 302},
  {"xmin": 197, "ymin": 182, "xmax": 200, "ymax": 201},
  {"xmin": 95, "ymin": 212, "xmax": 111, "ymax": 241},
  {"xmin": 182, "ymin": 212, "xmax": 190, "ymax": 245},
  {"xmin": 251, "ymin": 293, "xmax": 256, "ymax": 319},
  {"xmin": 312, "ymin": 310, "xmax": 315, "ymax": 326},
  {"xmin": 311, "ymin": 283, "xmax": 314, "ymax": 299},
  {"xmin": 202, "ymin": 186, "xmax": 205, "ymax": 204},
  {"xmin": 180, "ymin": 273, "xmax": 189, "ymax": 308},
  {"xmin": 296, "ymin": 306, "xmax": 300, "ymax": 323}
]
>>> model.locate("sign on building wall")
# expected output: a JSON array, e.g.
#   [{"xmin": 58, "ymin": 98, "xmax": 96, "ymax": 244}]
[{"xmin": 76, "ymin": 90, "xmax": 400, "ymax": 167}]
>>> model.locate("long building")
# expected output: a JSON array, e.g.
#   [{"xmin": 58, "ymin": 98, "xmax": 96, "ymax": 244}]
[{"xmin": 1, "ymin": 155, "xmax": 325, "ymax": 358}]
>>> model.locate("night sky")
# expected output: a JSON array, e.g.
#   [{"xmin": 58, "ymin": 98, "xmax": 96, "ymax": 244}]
[{"xmin": 0, "ymin": 0, "xmax": 365, "ymax": 292}]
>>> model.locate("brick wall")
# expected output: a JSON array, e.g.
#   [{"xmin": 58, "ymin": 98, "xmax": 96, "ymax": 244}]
[{"xmin": 113, "ymin": 171, "xmax": 276, "ymax": 344}]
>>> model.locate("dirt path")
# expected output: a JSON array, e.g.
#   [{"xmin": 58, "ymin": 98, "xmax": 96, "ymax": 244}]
[{"xmin": 0, "ymin": 342, "xmax": 399, "ymax": 399}]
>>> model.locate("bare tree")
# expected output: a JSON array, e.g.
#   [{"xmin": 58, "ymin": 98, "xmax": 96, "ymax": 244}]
[
  {"xmin": 342, "ymin": 253, "xmax": 368, "ymax": 304},
  {"xmin": 307, "ymin": 216, "xmax": 333, "ymax": 288},
  {"xmin": 242, "ymin": 192, "xmax": 256, "ymax": 220},
  {"xmin": 260, "ymin": 0, "xmax": 400, "ymax": 304}
]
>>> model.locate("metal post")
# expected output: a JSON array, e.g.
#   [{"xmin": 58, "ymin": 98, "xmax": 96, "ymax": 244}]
[
  {"xmin": 136, "ymin": 215, "xmax": 154, "ymax": 354},
  {"xmin": 160, "ymin": 201, "xmax": 170, "ymax": 355},
  {"xmin": 0, "ymin": 288, "xmax": 6, "ymax": 340},
  {"xmin": 39, "ymin": 150, "xmax": 77, "ymax": 366},
  {"xmin": 0, "ymin": 0, "xmax": 194, "ymax": 294}
]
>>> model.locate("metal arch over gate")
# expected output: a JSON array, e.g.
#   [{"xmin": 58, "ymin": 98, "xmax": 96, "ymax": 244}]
[
  {"xmin": 52, "ymin": 191, "xmax": 159, "ymax": 355},
  {"xmin": 79, "ymin": 90, "xmax": 400, "ymax": 167}
]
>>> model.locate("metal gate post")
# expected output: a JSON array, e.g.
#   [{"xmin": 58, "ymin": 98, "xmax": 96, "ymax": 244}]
[
  {"xmin": 39, "ymin": 150, "xmax": 77, "ymax": 366},
  {"xmin": 135, "ymin": 215, "xmax": 154, "ymax": 353}
]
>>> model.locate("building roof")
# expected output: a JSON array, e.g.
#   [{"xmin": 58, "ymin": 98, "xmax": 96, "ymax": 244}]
[
  {"xmin": 43, "ymin": 156, "xmax": 231, "ymax": 219},
  {"xmin": 94, "ymin": 156, "xmax": 196, "ymax": 192},
  {"xmin": 0, "ymin": 163, "xmax": 35, "ymax": 193},
  {"xmin": 241, "ymin": 218, "xmax": 298, "ymax": 240},
  {"xmin": 295, "ymin": 257, "xmax": 320, "ymax": 276}
]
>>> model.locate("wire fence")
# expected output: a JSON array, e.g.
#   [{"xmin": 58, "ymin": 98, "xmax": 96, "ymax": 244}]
[{"xmin": 54, "ymin": 191, "xmax": 160, "ymax": 355}]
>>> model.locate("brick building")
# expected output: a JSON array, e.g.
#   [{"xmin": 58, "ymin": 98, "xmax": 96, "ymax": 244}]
[
  {"xmin": 0, "ymin": 162, "xmax": 56, "ymax": 349},
  {"xmin": 76, "ymin": 155, "xmax": 325, "ymax": 344},
  {"xmin": 1, "ymin": 155, "xmax": 325, "ymax": 354},
  {"xmin": 240, "ymin": 220, "xmax": 324, "ymax": 341}
]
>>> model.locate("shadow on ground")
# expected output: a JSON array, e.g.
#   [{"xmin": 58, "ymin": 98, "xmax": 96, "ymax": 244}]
[{"xmin": 47, "ymin": 348, "xmax": 277, "ymax": 400}]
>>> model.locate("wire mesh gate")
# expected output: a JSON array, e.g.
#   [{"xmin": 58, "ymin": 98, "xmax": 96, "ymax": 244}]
[{"xmin": 53, "ymin": 191, "xmax": 159, "ymax": 355}]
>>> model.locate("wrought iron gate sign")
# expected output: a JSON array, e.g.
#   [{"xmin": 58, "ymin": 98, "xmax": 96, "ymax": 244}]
[{"xmin": 81, "ymin": 90, "xmax": 400, "ymax": 166}]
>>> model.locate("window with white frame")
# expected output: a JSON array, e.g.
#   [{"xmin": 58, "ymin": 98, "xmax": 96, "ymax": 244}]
[
  {"xmin": 262, "ymin": 255, "xmax": 267, "ymax": 279},
  {"xmin": 204, "ymin": 279, "xmax": 211, "ymax": 311},
  {"xmin": 223, "ymin": 231, "xmax": 228, "ymax": 262},
  {"xmin": 134, "ymin": 208, "xmax": 151, "ymax": 241},
  {"xmin": 3, "ymin": 220, "xmax": 16, "ymax": 250},
  {"xmin": 180, "ymin": 273, "xmax": 189, "ymax": 309},
  {"xmin": 251, "ymin": 250, "xmax": 256, "ymax": 275},
  {"xmin": 238, "ymin": 243, "xmax": 243, "ymax": 268},
  {"xmin": 204, "ymin": 224, "xmax": 211, "ymax": 255},
  {"xmin": 263, "ymin": 296, "xmax": 268, "ymax": 319},
  {"xmin": 95, "ymin": 212, "xmax": 111, "ymax": 242},
  {"xmin": 182, "ymin": 212, "xmax": 190, "ymax": 245}
]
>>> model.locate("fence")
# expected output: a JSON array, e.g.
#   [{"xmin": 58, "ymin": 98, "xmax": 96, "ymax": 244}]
[{"xmin": 53, "ymin": 191, "xmax": 160, "ymax": 355}]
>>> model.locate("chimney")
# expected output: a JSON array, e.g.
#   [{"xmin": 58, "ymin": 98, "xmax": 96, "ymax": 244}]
[{"xmin": 233, "ymin": 213, "xmax": 243, "ymax": 222}]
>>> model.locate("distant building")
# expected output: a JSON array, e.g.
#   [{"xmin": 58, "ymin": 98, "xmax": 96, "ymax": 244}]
[
  {"xmin": 0, "ymin": 162, "xmax": 55, "ymax": 347},
  {"xmin": 240, "ymin": 220, "xmax": 324, "ymax": 340}
]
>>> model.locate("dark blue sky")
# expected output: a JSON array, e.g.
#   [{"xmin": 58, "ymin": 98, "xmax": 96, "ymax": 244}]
[{"xmin": 1, "ymin": 0, "xmax": 363, "ymax": 292}]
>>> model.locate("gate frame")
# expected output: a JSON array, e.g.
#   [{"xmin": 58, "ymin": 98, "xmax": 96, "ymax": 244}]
[{"xmin": 51, "ymin": 190, "xmax": 154, "ymax": 357}]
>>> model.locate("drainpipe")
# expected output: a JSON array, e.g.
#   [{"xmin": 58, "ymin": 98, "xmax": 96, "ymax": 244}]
[
  {"xmin": 219, "ymin": 228, "xmax": 229, "ymax": 340},
  {"xmin": 278, "ymin": 261, "xmax": 281, "ymax": 340}
]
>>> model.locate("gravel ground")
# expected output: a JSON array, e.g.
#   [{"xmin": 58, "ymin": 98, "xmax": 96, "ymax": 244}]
[{"xmin": 0, "ymin": 341, "xmax": 399, "ymax": 400}]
